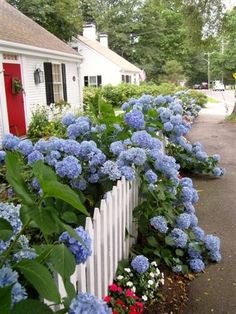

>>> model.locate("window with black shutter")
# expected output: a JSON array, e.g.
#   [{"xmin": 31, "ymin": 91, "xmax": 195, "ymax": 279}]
[
  {"xmin": 61, "ymin": 64, "xmax": 67, "ymax": 102},
  {"xmin": 44, "ymin": 62, "xmax": 54, "ymax": 105},
  {"xmin": 97, "ymin": 75, "xmax": 102, "ymax": 87},
  {"xmin": 84, "ymin": 76, "xmax": 89, "ymax": 86},
  {"xmin": 122, "ymin": 75, "xmax": 125, "ymax": 82}
]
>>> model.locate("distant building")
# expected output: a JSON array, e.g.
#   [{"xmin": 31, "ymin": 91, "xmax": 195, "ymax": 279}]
[
  {"xmin": 71, "ymin": 23, "xmax": 143, "ymax": 87},
  {"xmin": 0, "ymin": 0, "xmax": 82, "ymax": 141}
]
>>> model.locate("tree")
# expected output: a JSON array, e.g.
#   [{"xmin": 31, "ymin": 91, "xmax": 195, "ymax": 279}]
[
  {"xmin": 8, "ymin": 0, "xmax": 82, "ymax": 41},
  {"xmin": 161, "ymin": 60, "xmax": 185, "ymax": 84}
]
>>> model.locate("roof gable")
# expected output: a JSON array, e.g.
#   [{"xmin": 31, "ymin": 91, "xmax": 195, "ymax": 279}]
[
  {"xmin": 78, "ymin": 35, "xmax": 141, "ymax": 73},
  {"xmin": 0, "ymin": 0, "xmax": 80, "ymax": 57}
]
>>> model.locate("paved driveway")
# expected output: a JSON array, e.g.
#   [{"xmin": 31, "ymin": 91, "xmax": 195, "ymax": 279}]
[{"xmin": 184, "ymin": 98, "xmax": 236, "ymax": 314}]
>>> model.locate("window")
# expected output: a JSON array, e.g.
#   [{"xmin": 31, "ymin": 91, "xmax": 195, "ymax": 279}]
[
  {"xmin": 121, "ymin": 74, "xmax": 131, "ymax": 84},
  {"xmin": 44, "ymin": 62, "xmax": 67, "ymax": 105},
  {"xmin": 84, "ymin": 75, "xmax": 102, "ymax": 87}
]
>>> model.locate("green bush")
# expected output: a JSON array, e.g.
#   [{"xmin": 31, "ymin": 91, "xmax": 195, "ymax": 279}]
[
  {"xmin": 83, "ymin": 82, "xmax": 179, "ymax": 108},
  {"xmin": 188, "ymin": 90, "xmax": 207, "ymax": 107}
]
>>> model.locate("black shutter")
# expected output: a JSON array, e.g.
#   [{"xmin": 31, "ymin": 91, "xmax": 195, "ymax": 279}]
[
  {"xmin": 122, "ymin": 75, "xmax": 125, "ymax": 82},
  {"xmin": 44, "ymin": 62, "xmax": 54, "ymax": 105},
  {"xmin": 97, "ymin": 75, "xmax": 102, "ymax": 87},
  {"xmin": 61, "ymin": 64, "xmax": 67, "ymax": 102},
  {"xmin": 84, "ymin": 76, "xmax": 88, "ymax": 87}
]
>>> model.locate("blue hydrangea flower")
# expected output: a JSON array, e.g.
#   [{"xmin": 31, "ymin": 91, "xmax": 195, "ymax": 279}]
[
  {"xmin": 72, "ymin": 179, "xmax": 87, "ymax": 191},
  {"xmin": 170, "ymin": 114, "xmax": 182, "ymax": 125},
  {"xmin": 155, "ymin": 95, "xmax": 166, "ymax": 104},
  {"xmin": 131, "ymin": 130, "xmax": 153, "ymax": 149},
  {"xmin": 150, "ymin": 216, "xmax": 168, "ymax": 233},
  {"xmin": 13, "ymin": 249, "xmax": 37, "ymax": 262},
  {"xmin": 192, "ymin": 226, "xmax": 205, "ymax": 241},
  {"xmin": 11, "ymin": 282, "xmax": 27, "ymax": 306},
  {"xmin": 69, "ymin": 292, "xmax": 111, "ymax": 314},
  {"xmin": 131, "ymin": 255, "xmax": 149, "ymax": 273},
  {"xmin": 188, "ymin": 243, "xmax": 202, "ymax": 259},
  {"xmin": 0, "ymin": 202, "xmax": 22, "ymax": 234},
  {"xmin": 110, "ymin": 141, "xmax": 125, "ymax": 155},
  {"xmin": 212, "ymin": 154, "xmax": 220, "ymax": 162},
  {"xmin": 181, "ymin": 187, "xmax": 193, "ymax": 202},
  {"xmin": 172, "ymin": 265, "xmax": 182, "ymax": 273},
  {"xmin": 120, "ymin": 166, "xmax": 136, "ymax": 181},
  {"xmin": 145, "ymin": 170, "xmax": 158, "ymax": 184},
  {"xmin": 209, "ymin": 251, "xmax": 222, "ymax": 262},
  {"xmin": 164, "ymin": 122, "xmax": 174, "ymax": 132},
  {"xmin": 88, "ymin": 173, "xmax": 99, "ymax": 183},
  {"xmin": 118, "ymin": 148, "xmax": 147, "ymax": 166},
  {"xmin": 204, "ymin": 235, "xmax": 220, "ymax": 252},
  {"xmin": 189, "ymin": 214, "xmax": 198, "ymax": 227},
  {"xmin": 101, "ymin": 161, "xmax": 121, "ymax": 181},
  {"xmin": 170, "ymin": 228, "xmax": 188, "ymax": 248},
  {"xmin": 176, "ymin": 213, "xmax": 191, "ymax": 230},
  {"xmin": 213, "ymin": 167, "xmax": 223, "ymax": 177},
  {"xmin": 78, "ymin": 141, "xmax": 97, "ymax": 159},
  {"xmin": 0, "ymin": 151, "xmax": 6, "ymax": 164},
  {"xmin": 2, "ymin": 134, "xmax": 20, "ymax": 151},
  {"xmin": 17, "ymin": 139, "xmax": 33, "ymax": 156},
  {"xmin": 89, "ymin": 150, "xmax": 106, "ymax": 167},
  {"xmin": 124, "ymin": 109, "xmax": 145, "ymax": 129},
  {"xmin": 180, "ymin": 177, "xmax": 193, "ymax": 188},
  {"xmin": 27, "ymin": 150, "xmax": 44, "ymax": 165},
  {"xmin": 121, "ymin": 102, "xmax": 130, "ymax": 111},
  {"xmin": 195, "ymin": 151, "xmax": 208, "ymax": 161},
  {"xmin": 59, "ymin": 226, "xmax": 92, "ymax": 264},
  {"xmin": 67, "ymin": 117, "xmax": 91, "ymax": 139},
  {"xmin": 62, "ymin": 113, "xmax": 76, "ymax": 126},
  {"xmin": 62, "ymin": 140, "xmax": 81, "ymax": 156},
  {"xmin": 189, "ymin": 258, "xmax": 205, "ymax": 272},
  {"xmin": 55, "ymin": 156, "xmax": 82, "ymax": 179},
  {"xmin": 172, "ymin": 103, "xmax": 183, "ymax": 115}
]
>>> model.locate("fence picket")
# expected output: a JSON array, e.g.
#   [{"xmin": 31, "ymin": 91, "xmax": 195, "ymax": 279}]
[{"xmin": 52, "ymin": 178, "xmax": 139, "ymax": 305}]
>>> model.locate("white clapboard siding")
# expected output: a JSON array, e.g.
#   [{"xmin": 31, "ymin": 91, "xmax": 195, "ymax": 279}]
[{"xmin": 49, "ymin": 177, "xmax": 139, "ymax": 309}]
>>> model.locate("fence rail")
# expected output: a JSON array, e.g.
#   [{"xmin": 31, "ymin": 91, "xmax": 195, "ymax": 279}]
[{"xmin": 55, "ymin": 177, "xmax": 139, "ymax": 304}]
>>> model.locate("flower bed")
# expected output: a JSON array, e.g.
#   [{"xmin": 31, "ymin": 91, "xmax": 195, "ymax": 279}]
[{"xmin": 0, "ymin": 90, "xmax": 222, "ymax": 313}]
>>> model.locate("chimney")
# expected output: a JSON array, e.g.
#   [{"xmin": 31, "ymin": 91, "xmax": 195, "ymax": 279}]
[
  {"xmin": 99, "ymin": 33, "xmax": 108, "ymax": 48},
  {"xmin": 83, "ymin": 23, "xmax": 97, "ymax": 41}
]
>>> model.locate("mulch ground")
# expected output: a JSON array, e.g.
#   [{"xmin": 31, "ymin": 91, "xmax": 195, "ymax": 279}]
[{"xmin": 144, "ymin": 268, "xmax": 190, "ymax": 314}]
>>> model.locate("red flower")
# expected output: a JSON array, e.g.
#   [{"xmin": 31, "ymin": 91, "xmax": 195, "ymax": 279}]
[
  {"xmin": 135, "ymin": 301, "xmax": 144, "ymax": 308},
  {"xmin": 117, "ymin": 286, "xmax": 123, "ymax": 293},
  {"xmin": 125, "ymin": 289, "xmax": 135, "ymax": 298},
  {"xmin": 112, "ymin": 311, "xmax": 119, "ymax": 314},
  {"xmin": 109, "ymin": 283, "xmax": 118, "ymax": 292},
  {"xmin": 115, "ymin": 299, "xmax": 125, "ymax": 306},
  {"xmin": 103, "ymin": 295, "xmax": 112, "ymax": 303}
]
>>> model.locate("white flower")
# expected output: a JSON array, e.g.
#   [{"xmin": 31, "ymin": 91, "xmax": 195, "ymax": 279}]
[
  {"xmin": 142, "ymin": 295, "xmax": 148, "ymax": 301},
  {"xmin": 124, "ymin": 268, "xmax": 131, "ymax": 273},
  {"xmin": 131, "ymin": 286, "xmax": 136, "ymax": 293},
  {"xmin": 149, "ymin": 272, "xmax": 155, "ymax": 278},
  {"xmin": 148, "ymin": 280, "xmax": 154, "ymax": 285},
  {"xmin": 151, "ymin": 261, "xmax": 157, "ymax": 266},
  {"xmin": 160, "ymin": 278, "xmax": 164, "ymax": 285},
  {"xmin": 155, "ymin": 282, "xmax": 160, "ymax": 288},
  {"xmin": 126, "ymin": 281, "xmax": 133, "ymax": 287},
  {"xmin": 130, "ymin": 273, "xmax": 133, "ymax": 277},
  {"xmin": 161, "ymin": 272, "xmax": 164, "ymax": 278},
  {"xmin": 117, "ymin": 275, "xmax": 124, "ymax": 280},
  {"xmin": 156, "ymin": 268, "xmax": 160, "ymax": 275}
]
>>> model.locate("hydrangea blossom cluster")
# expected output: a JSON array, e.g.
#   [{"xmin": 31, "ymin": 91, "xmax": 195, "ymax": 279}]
[
  {"xmin": 131, "ymin": 255, "xmax": 149, "ymax": 274},
  {"xmin": 69, "ymin": 292, "xmax": 111, "ymax": 314},
  {"xmin": 59, "ymin": 226, "xmax": 92, "ymax": 264},
  {"xmin": 204, "ymin": 234, "xmax": 221, "ymax": 262},
  {"xmin": 0, "ymin": 266, "xmax": 27, "ymax": 307},
  {"xmin": 150, "ymin": 216, "xmax": 168, "ymax": 233}
]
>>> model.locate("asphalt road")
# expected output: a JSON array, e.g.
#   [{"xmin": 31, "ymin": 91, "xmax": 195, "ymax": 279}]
[{"xmin": 184, "ymin": 94, "xmax": 236, "ymax": 314}]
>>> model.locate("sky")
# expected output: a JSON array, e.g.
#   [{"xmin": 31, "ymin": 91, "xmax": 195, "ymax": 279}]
[{"xmin": 224, "ymin": 0, "xmax": 236, "ymax": 9}]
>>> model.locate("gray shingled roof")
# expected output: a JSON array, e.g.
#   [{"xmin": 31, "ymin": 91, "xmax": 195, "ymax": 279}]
[
  {"xmin": 78, "ymin": 35, "xmax": 141, "ymax": 72},
  {"xmin": 0, "ymin": 0, "xmax": 80, "ymax": 56}
]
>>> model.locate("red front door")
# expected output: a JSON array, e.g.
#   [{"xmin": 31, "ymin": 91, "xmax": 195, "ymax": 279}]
[{"xmin": 3, "ymin": 63, "xmax": 26, "ymax": 136}]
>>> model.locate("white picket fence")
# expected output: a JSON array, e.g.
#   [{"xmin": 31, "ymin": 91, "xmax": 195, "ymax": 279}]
[{"xmin": 55, "ymin": 176, "xmax": 139, "ymax": 303}]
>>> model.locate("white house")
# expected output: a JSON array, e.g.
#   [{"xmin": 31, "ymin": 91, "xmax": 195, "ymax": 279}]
[
  {"xmin": 0, "ymin": 0, "xmax": 83, "ymax": 141},
  {"xmin": 71, "ymin": 24, "xmax": 143, "ymax": 87}
]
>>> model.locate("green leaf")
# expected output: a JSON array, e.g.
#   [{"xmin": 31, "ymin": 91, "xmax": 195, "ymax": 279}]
[
  {"xmin": 165, "ymin": 235, "xmax": 175, "ymax": 246},
  {"xmin": 32, "ymin": 161, "xmax": 88, "ymax": 215},
  {"xmin": 11, "ymin": 299, "xmax": 53, "ymax": 314},
  {"xmin": 175, "ymin": 249, "xmax": 184, "ymax": 257},
  {"xmin": 0, "ymin": 218, "xmax": 13, "ymax": 241},
  {"xmin": 49, "ymin": 244, "xmax": 76, "ymax": 279},
  {"xmin": 0, "ymin": 285, "xmax": 12, "ymax": 314},
  {"xmin": 63, "ymin": 279, "xmax": 76, "ymax": 304},
  {"xmin": 61, "ymin": 211, "xmax": 78, "ymax": 224},
  {"xmin": 27, "ymin": 206, "xmax": 59, "ymax": 235},
  {"xmin": 5, "ymin": 152, "xmax": 34, "ymax": 206},
  {"xmin": 15, "ymin": 260, "xmax": 60, "ymax": 303},
  {"xmin": 181, "ymin": 265, "xmax": 189, "ymax": 274},
  {"xmin": 147, "ymin": 236, "xmax": 158, "ymax": 247},
  {"xmin": 57, "ymin": 221, "xmax": 85, "ymax": 246}
]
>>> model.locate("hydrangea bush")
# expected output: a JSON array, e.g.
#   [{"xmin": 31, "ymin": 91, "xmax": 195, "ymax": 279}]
[{"xmin": 0, "ymin": 90, "xmax": 222, "ymax": 310}]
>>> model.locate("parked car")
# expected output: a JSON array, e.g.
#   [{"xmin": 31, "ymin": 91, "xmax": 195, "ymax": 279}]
[
  {"xmin": 213, "ymin": 81, "xmax": 225, "ymax": 91},
  {"xmin": 193, "ymin": 84, "xmax": 201, "ymax": 89},
  {"xmin": 201, "ymin": 82, "xmax": 208, "ymax": 89}
]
